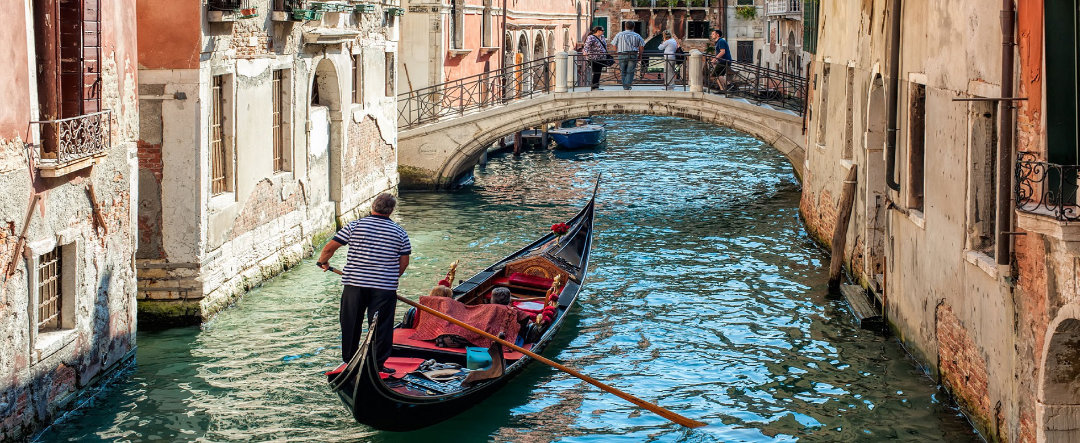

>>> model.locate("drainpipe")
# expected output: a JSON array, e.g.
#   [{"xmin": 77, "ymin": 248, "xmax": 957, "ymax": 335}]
[
  {"xmin": 722, "ymin": 0, "xmax": 729, "ymax": 40},
  {"xmin": 501, "ymin": 0, "xmax": 507, "ymax": 70},
  {"xmin": 884, "ymin": 0, "xmax": 902, "ymax": 192},
  {"xmin": 996, "ymin": 0, "xmax": 1015, "ymax": 265}
]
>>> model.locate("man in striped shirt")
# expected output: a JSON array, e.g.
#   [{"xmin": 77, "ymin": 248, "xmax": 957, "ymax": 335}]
[{"xmin": 317, "ymin": 193, "xmax": 411, "ymax": 373}]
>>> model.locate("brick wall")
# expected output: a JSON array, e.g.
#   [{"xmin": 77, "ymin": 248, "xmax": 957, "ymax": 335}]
[
  {"xmin": 936, "ymin": 303, "xmax": 993, "ymax": 430},
  {"xmin": 230, "ymin": 178, "xmax": 302, "ymax": 240},
  {"xmin": 232, "ymin": 20, "xmax": 272, "ymax": 59}
]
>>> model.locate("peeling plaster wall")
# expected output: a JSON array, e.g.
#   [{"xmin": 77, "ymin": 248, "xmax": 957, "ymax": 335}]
[
  {"xmin": 801, "ymin": 1, "xmax": 1066, "ymax": 441},
  {"xmin": 136, "ymin": 0, "xmax": 400, "ymax": 324},
  {"xmin": 0, "ymin": 0, "xmax": 140, "ymax": 439}
]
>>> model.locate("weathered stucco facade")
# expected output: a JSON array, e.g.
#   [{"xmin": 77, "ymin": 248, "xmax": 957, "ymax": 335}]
[
  {"xmin": 399, "ymin": 0, "xmax": 581, "ymax": 91},
  {"xmin": 135, "ymin": 0, "xmax": 400, "ymax": 325},
  {"xmin": 0, "ymin": 0, "xmax": 140, "ymax": 439},
  {"xmin": 801, "ymin": 0, "xmax": 1080, "ymax": 441}
]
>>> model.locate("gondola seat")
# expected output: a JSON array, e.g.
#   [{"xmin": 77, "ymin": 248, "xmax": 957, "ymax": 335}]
[{"xmin": 410, "ymin": 296, "xmax": 522, "ymax": 347}]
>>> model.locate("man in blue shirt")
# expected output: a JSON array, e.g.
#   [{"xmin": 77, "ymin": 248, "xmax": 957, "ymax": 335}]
[
  {"xmin": 317, "ymin": 193, "xmax": 411, "ymax": 373},
  {"xmin": 710, "ymin": 29, "xmax": 733, "ymax": 91},
  {"xmin": 610, "ymin": 22, "xmax": 645, "ymax": 90}
]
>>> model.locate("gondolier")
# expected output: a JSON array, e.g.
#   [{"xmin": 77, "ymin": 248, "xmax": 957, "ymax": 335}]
[{"xmin": 317, "ymin": 193, "xmax": 411, "ymax": 374}]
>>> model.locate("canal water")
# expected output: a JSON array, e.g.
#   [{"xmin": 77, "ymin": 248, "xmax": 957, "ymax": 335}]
[{"xmin": 39, "ymin": 115, "xmax": 978, "ymax": 442}]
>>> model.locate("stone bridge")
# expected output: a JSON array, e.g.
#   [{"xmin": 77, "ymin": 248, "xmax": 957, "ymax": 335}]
[{"xmin": 397, "ymin": 53, "xmax": 808, "ymax": 189}]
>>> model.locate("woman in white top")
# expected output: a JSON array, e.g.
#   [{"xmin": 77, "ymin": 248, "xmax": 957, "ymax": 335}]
[{"xmin": 656, "ymin": 30, "xmax": 680, "ymax": 90}]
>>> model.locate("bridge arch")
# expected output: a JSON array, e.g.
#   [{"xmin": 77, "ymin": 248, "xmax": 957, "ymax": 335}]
[{"xmin": 398, "ymin": 92, "xmax": 806, "ymax": 188}]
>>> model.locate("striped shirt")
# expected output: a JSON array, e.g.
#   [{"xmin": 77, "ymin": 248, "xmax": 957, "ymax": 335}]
[{"xmin": 332, "ymin": 215, "xmax": 412, "ymax": 290}]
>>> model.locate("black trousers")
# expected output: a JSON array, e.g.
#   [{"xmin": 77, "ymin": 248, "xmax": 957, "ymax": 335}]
[
  {"xmin": 591, "ymin": 61, "xmax": 604, "ymax": 87},
  {"xmin": 340, "ymin": 285, "xmax": 396, "ymax": 366}
]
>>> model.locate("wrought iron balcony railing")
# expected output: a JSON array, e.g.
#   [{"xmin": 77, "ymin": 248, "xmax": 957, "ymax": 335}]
[
  {"xmin": 273, "ymin": 0, "xmax": 305, "ymax": 11},
  {"xmin": 632, "ymin": 0, "xmax": 710, "ymax": 8},
  {"xmin": 31, "ymin": 110, "xmax": 112, "ymax": 170},
  {"xmin": 1016, "ymin": 152, "xmax": 1080, "ymax": 222},
  {"xmin": 766, "ymin": 0, "xmax": 802, "ymax": 15}
]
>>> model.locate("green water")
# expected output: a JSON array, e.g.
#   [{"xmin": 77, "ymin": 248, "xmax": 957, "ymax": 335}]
[{"xmin": 38, "ymin": 115, "xmax": 978, "ymax": 442}]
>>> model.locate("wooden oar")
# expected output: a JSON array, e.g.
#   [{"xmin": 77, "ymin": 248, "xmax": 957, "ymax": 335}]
[{"xmin": 324, "ymin": 266, "xmax": 707, "ymax": 428}]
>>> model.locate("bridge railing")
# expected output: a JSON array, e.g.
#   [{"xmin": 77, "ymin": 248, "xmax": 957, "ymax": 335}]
[
  {"xmin": 702, "ymin": 56, "xmax": 808, "ymax": 114},
  {"xmin": 397, "ymin": 50, "xmax": 808, "ymax": 130},
  {"xmin": 567, "ymin": 51, "xmax": 690, "ymax": 91},
  {"xmin": 398, "ymin": 56, "xmax": 555, "ymax": 129}
]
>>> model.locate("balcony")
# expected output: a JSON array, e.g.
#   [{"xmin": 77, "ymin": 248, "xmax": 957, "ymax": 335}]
[
  {"xmin": 766, "ymin": 0, "xmax": 802, "ymax": 16},
  {"xmin": 1016, "ymin": 152, "xmax": 1080, "ymax": 222},
  {"xmin": 32, "ymin": 110, "xmax": 112, "ymax": 177}
]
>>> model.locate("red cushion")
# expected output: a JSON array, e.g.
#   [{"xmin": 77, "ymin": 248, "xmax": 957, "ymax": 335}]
[{"xmin": 508, "ymin": 273, "xmax": 554, "ymax": 289}]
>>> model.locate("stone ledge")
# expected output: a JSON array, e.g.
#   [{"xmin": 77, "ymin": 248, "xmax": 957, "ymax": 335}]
[{"xmin": 1017, "ymin": 210, "xmax": 1080, "ymax": 243}]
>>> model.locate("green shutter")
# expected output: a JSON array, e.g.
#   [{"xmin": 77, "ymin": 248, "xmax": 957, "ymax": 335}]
[
  {"xmin": 803, "ymin": 0, "xmax": 819, "ymax": 54},
  {"xmin": 1045, "ymin": 0, "xmax": 1078, "ymax": 165}
]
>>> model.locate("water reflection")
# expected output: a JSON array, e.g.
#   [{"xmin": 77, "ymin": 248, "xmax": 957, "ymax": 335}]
[{"xmin": 39, "ymin": 115, "xmax": 976, "ymax": 442}]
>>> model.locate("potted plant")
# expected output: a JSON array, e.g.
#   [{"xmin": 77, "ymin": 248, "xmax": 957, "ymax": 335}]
[{"xmin": 735, "ymin": 5, "xmax": 757, "ymax": 20}]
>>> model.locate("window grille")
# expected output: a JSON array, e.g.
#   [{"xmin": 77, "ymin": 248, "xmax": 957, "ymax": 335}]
[
  {"xmin": 211, "ymin": 75, "xmax": 229, "ymax": 194},
  {"xmin": 272, "ymin": 70, "xmax": 285, "ymax": 172},
  {"xmin": 37, "ymin": 249, "xmax": 62, "ymax": 333},
  {"xmin": 687, "ymin": 21, "xmax": 710, "ymax": 39}
]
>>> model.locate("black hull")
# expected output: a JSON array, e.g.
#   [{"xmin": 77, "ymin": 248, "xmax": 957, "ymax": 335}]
[{"xmin": 327, "ymin": 182, "xmax": 597, "ymax": 431}]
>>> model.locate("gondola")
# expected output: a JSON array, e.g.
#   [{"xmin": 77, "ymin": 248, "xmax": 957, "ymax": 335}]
[{"xmin": 326, "ymin": 182, "xmax": 597, "ymax": 431}]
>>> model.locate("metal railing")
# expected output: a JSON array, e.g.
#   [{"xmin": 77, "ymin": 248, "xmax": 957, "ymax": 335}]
[
  {"xmin": 632, "ymin": 0, "xmax": 711, "ymax": 7},
  {"xmin": 568, "ymin": 51, "xmax": 690, "ymax": 91},
  {"xmin": 207, "ymin": 0, "xmax": 243, "ymax": 11},
  {"xmin": 31, "ymin": 110, "xmax": 112, "ymax": 167},
  {"xmin": 702, "ymin": 56, "xmax": 808, "ymax": 114},
  {"xmin": 396, "ymin": 51, "xmax": 808, "ymax": 130},
  {"xmin": 1015, "ymin": 151, "xmax": 1080, "ymax": 222},
  {"xmin": 398, "ymin": 56, "xmax": 555, "ymax": 129}
]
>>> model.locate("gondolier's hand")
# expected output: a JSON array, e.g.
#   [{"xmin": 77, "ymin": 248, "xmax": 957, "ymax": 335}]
[{"xmin": 316, "ymin": 261, "xmax": 330, "ymax": 271}]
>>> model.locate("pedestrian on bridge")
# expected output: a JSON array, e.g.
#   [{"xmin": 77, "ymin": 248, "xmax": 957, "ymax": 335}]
[
  {"xmin": 583, "ymin": 26, "xmax": 611, "ymax": 90},
  {"xmin": 657, "ymin": 30, "xmax": 680, "ymax": 90},
  {"xmin": 610, "ymin": 22, "xmax": 645, "ymax": 90},
  {"xmin": 710, "ymin": 29, "xmax": 733, "ymax": 91}
]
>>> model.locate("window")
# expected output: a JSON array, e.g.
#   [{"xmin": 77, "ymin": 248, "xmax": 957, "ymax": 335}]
[
  {"xmin": 736, "ymin": 0, "xmax": 754, "ymax": 5},
  {"xmin": 32, "ymin": 0, "xmax": 103, "ymax": 155},
  {"xmin": 907, "ymin": 83, "xmax": 926, "ymax": 211},
  {"xmin": 1045, "ymin": 1, "xmax": 1078, "ymax": 168},
  {"xmin": 272, "ymin": 69, "xmax": 290, "ymax": 173},
  {"xmin": 592, "ymin": 17, "xmax": 608, "ymax": 37},
  {"xmin": 482, "ymin": 0, "xmax": 493, "ymax": 47},
  {"xmin": 688, "ymin": 21, "xmax": 710, "ymax": 39},
  {"xmin": 843, "ymin": 66, "xmax": 854, "ymax": 160},
  {"xmin": 967, "ymin": 101, "xmax": 997, "ymax": 255},
  {"xmin": 352, "ymin": 53, "xmax": 362, "ymax": 103},
  {"xmin": 36, "ymin": 249, "xmax": 62, "ymax": 333},
  {"xmin": 385, "ymin": 52, "xmax": 395, "ymax": 97},
  {"xmin": 803, "ymin": 0, "xmax": 819, "ymax": 54},
  {"xmin": 450, "ymin": 0, "xmax": 464, "ymax": 49},
  {"xmin": 210, "ymin": 75, "xmax": 232, "ymax": 194},
  {"xmin": 736, "ymin": 41, "xmax": 754, "ymax": 62}
]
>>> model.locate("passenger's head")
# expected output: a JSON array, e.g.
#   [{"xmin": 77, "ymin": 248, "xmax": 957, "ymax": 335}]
[
  {"xmin": 623, "ymin": 21, "xmax": 635, "ymax": 31},
  {"xmin": 591, "ymin": 26, "xmax": 604, "ymax": 36},
  {"xmin": 491, "ymin": 287, "xmax": 512, "ymax": 305},
  {"xmin": 371, "ymin": 193, "xmax": 397, "ymax": 215},
  {"xmin": 429, "ymin": 285, "xmax": 453, "ymax": 298}
]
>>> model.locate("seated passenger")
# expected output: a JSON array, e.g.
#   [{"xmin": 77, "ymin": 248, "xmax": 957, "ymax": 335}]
[
  {"xmin": 429, "ymin": 285, "xmax": 453, "ymax": 298},
  {"xmin": 490, "ymin": 287, "xmax": 535, "ymax": 324}
]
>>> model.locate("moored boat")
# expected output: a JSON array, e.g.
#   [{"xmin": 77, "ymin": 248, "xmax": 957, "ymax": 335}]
[
  {"xmin": 549, "ymin": 118, "xmax": 606, "ymax": 150},
  {"xmin": 326, "ymin": 182, "xmax": 598, "ymax": 431}
]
